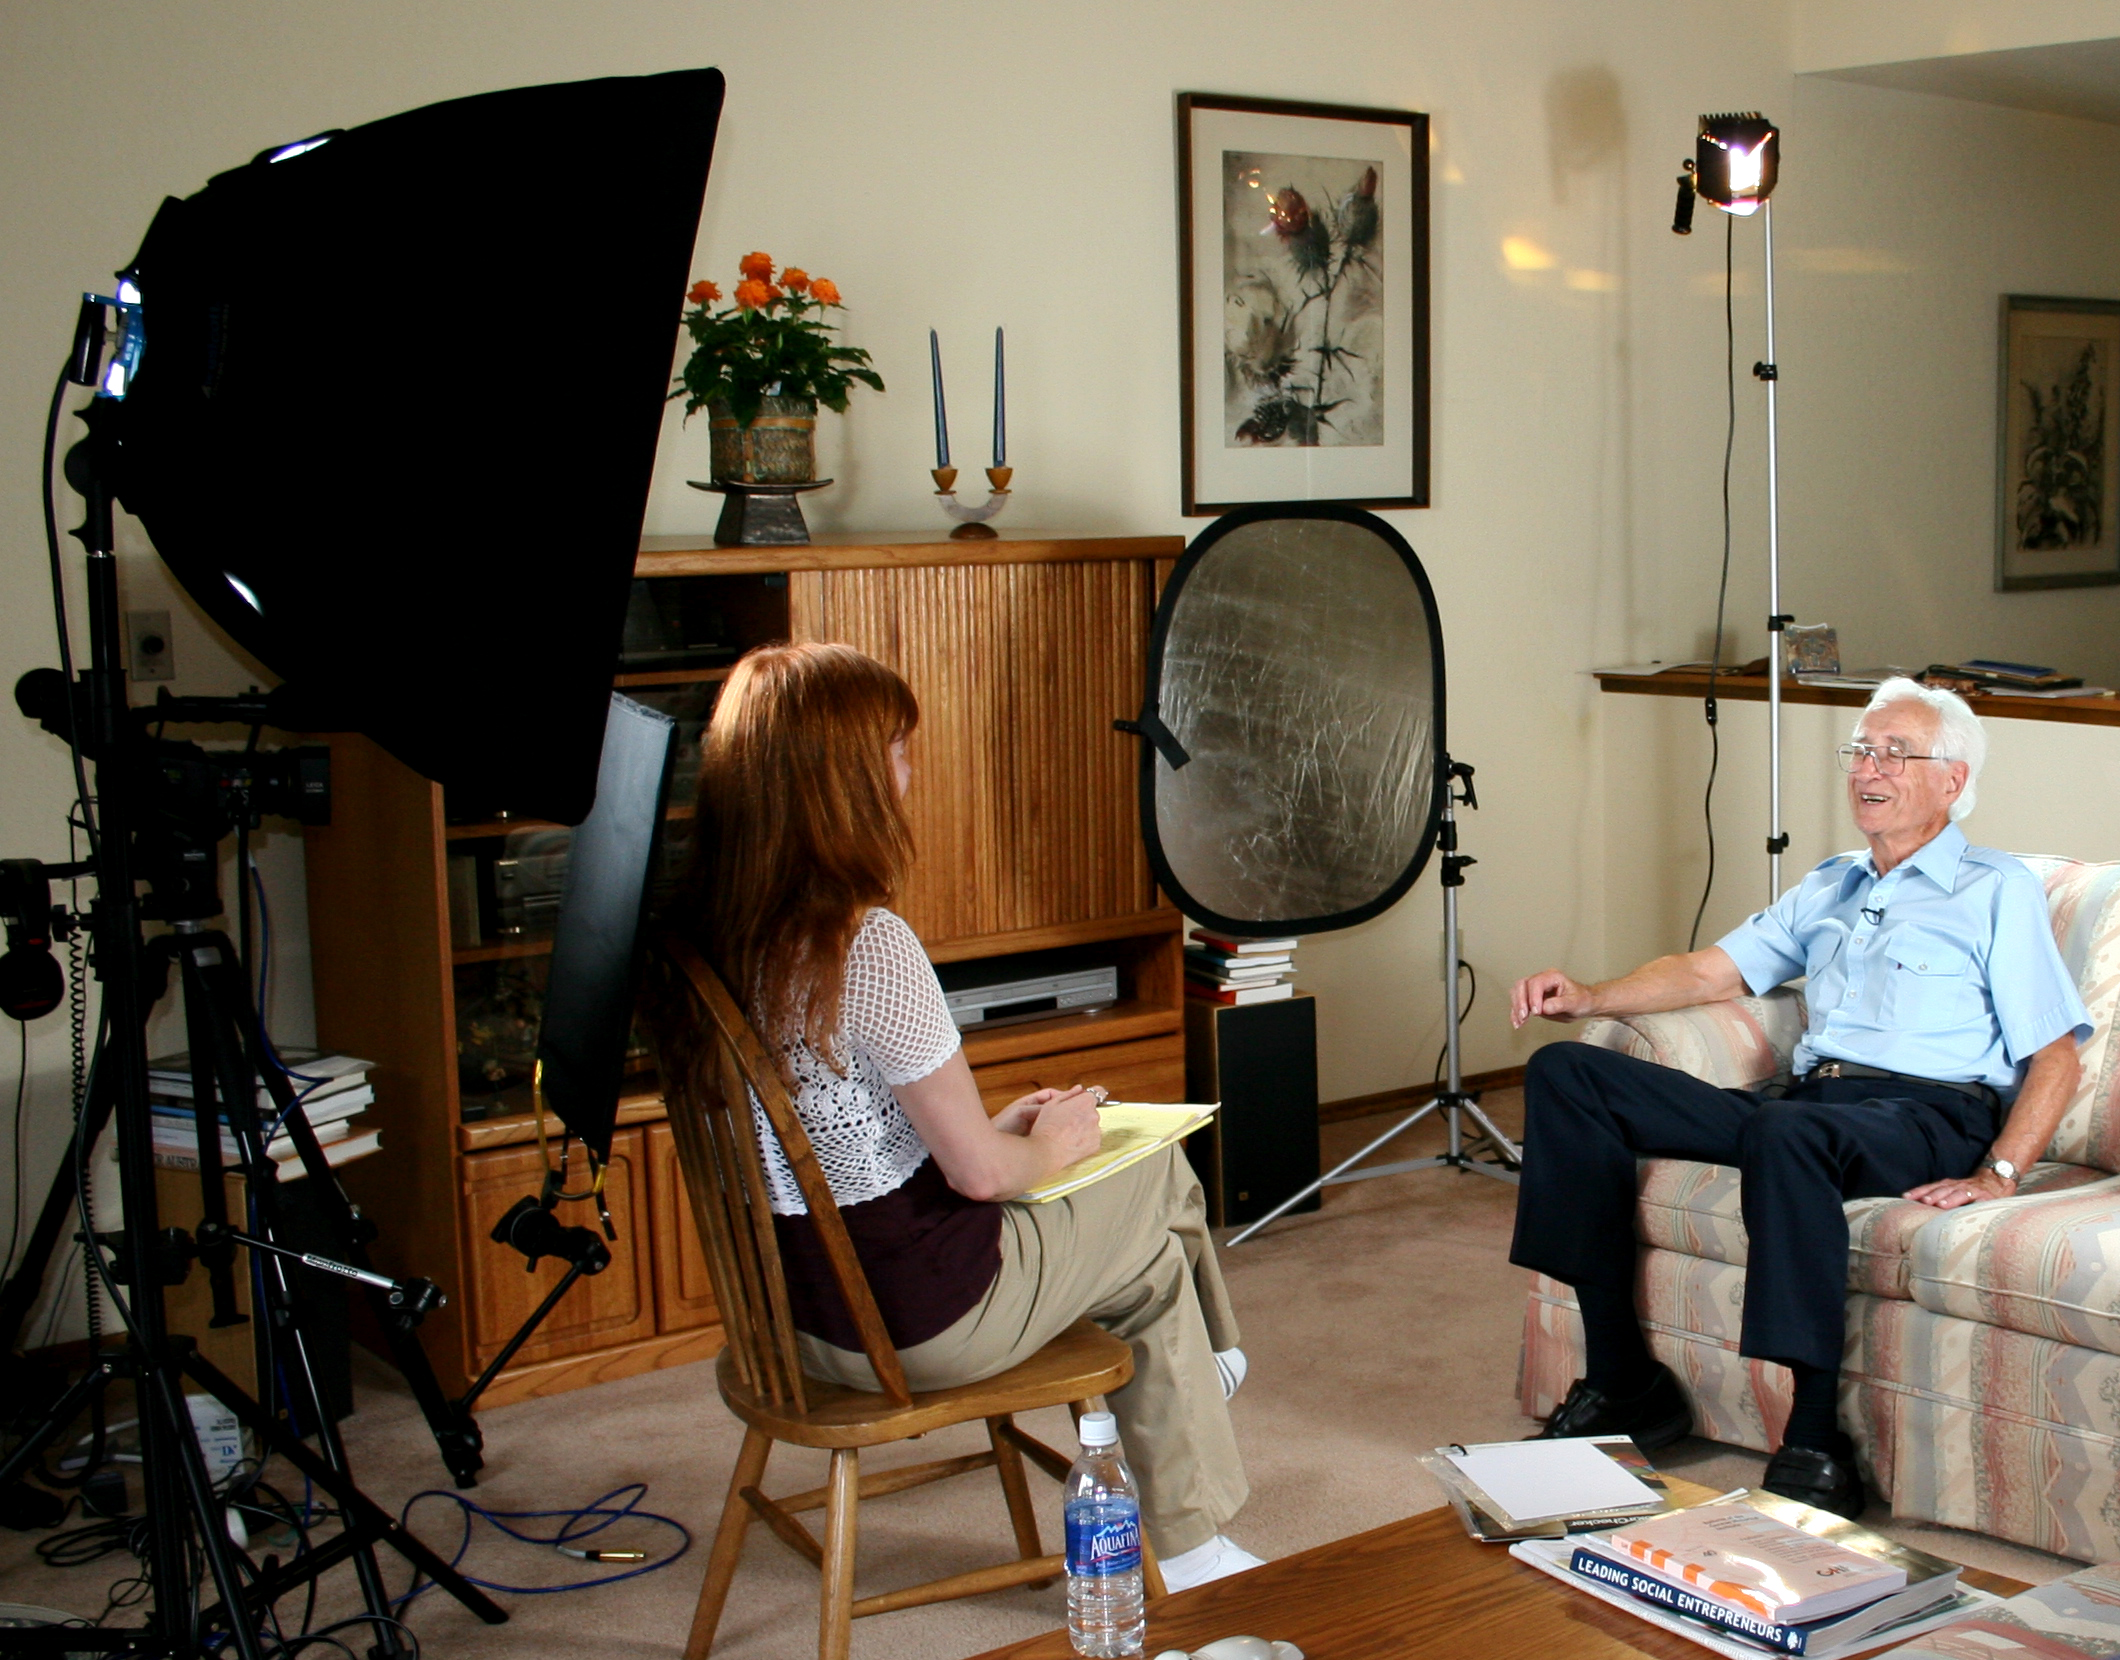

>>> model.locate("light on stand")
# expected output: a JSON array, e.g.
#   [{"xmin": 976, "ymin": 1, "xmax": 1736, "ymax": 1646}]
[
  {"xmin": 1674, "ymin": 110, "xmax": 1789, "ymax": 902},
  {"xmin": 1693, "ymin": 112, "xmax": 1779, "ymax": 216}
]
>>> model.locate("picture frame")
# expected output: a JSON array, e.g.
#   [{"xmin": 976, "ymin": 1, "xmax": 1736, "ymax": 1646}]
[
  {"xmin": 1996, "ymin": 294, "xmax": 2120, "ymax": 591},
  {"xmin": 1177, "ymin": 93, "xmax": 1429, "ymax": 517}
]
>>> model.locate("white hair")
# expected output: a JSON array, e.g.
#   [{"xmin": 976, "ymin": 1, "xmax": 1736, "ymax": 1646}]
[{"xmin": 1854, "ymin": 677, "xmax": 1986, "ymax": 821}]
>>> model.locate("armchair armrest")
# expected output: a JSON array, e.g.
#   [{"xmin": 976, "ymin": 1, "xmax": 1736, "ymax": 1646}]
[{"xmin": 1578, "ymin": 986, "xmax": 1807, "ymax": 1090}]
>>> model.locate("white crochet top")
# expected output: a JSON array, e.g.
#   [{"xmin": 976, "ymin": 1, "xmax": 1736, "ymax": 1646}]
[{"xmin": 754, "ymin": 908, "xmax": 963, "ymax": 1216}]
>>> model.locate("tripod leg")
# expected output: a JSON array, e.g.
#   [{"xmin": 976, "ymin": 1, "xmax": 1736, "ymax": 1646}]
[
  {"xmin": 1224, "ymin": 1096, "xmax": 1444, "ymax": 1246},
  {"xmin": 189, "ymin": 932, "xmax": 466, "ymax": 1653},
  {"xmin": 1458, "ymin": 1097, "xmax": 1523, "ymax": 1168},
  {"xmin": 0, "ymin": 1049, "xmax": 119, "ymax": 1356},
  {"xmin": 143, "ymin": 1353, "xmax": 271, "ymax": 1660},
  {"xmin": 232, "ymin": 946, "xmax": 487, "ymax": 1488},
  {"xmin": 0, "ymin": 1355, "xmax": 113, "ymax": 1492},
  {"xmin": 182, "ymin": 1350, "xmax": 508, "ymax": 1625}
]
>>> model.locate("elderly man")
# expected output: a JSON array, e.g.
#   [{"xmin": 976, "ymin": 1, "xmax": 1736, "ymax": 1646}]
[{"xmin": 1507, "ymin": 679, "xmax": 2088, "ymax": 1518}]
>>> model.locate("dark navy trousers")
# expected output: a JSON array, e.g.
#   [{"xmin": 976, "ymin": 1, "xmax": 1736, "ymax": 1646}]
[{"xmin": 1507, "ymin": 1043, "xmax": 2002, "ymax": 1373}]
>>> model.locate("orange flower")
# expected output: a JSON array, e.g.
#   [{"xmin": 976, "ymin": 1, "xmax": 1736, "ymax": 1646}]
[
  {"xmin": 809, "ymin": 277, "xmax": 842, "ymax": 306},
  {"xmin": 686, "ymin": 279, "xmax": 721, "ymax": 305},
  {"xmin": 764, "ymin": 283, "xmax": 785, "ymax": 303},
  {"xmin": 780, "ymin": 268, "xmax": 811, "ymax": 294},
  {"xmin": 733, "ymin": 278, "xmax": 773, "ymax": 311},
  {"xmin": 738, "ymin": 251, "xmax": 774, "ymax": 282}
]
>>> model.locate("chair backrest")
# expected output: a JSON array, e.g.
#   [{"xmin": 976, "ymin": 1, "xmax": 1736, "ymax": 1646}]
[{"xmin": 657, "ymin": 936, "xmax": 913, "ymax": 1410}]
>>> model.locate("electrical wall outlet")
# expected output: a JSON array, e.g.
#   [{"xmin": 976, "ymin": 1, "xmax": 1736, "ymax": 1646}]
[{"xmin": 127, "ymin": 609, "xmax": 174, "ymax": 681}]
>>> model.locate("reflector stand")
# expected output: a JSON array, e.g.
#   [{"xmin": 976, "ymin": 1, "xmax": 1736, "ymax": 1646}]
[{"xmin": 1225, "ymin": 759, "xmax": 1518, "ymax": 1247}]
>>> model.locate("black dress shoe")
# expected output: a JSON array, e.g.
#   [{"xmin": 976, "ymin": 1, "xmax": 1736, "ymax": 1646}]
[
  {"xmin": 1762, "ymin": 1442, "xmax": 1867, "ymax": 1519},
  {"xmin": 1531, "ymin": 1363, "xmax": 1693, "ymax": 1451}
]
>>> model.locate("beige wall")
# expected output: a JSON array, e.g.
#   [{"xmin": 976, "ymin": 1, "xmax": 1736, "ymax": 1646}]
[
  {"xmin": 6, "ymin": 1, "xmax": 2119, "ymax": 1315},
  {"xmin": 1778, "ymin": 74, "xmax": 2120, "ymax": 687},
  {"xmin": 1794, "ymin": 0, "xmax": 2120, "ymax": 72}
]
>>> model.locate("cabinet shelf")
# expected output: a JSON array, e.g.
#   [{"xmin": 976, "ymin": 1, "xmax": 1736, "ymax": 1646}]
[
  {"xmin": 453, "ymin": 937, "xmax": 553, "ymax": 965},
  {"xmin": 444, "ymin": 802, "xmax": 695, "ymax": 843},
  {"xmin": 613, "ymin": 665, "xmax": 732, "ymax": 689},
  {"xmin": 959, "ymin": 999, "xmax": 1182, "ymax": 1066}
]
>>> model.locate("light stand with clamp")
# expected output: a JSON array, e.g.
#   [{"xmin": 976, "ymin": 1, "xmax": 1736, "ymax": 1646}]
[
  {"xmin": 1227, "ymin": 757, "xmax": 1520, "ymax": 1246},
  {"xmin": 0, "ymin": 291, "xmax": 506, "ymax": 1657}
]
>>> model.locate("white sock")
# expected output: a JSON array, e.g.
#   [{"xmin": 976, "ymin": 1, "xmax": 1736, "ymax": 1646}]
[
  {"xmin": 1215, "ymin": 1347, "xmax": 1249, "ymax": 1400},
  {"xmin": 1158, "ymin": 1533, "xmax": 1266, "ymax": 1592}
]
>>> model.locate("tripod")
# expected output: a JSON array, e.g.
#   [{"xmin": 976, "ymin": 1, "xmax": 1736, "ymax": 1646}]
[
  {"xmin": 1228, "ymin": 758, "xmax": 1520, "ymax": 1246},
  {"xmin": 0, "ymin": 368, "xmax": 505, "ymax": 1656}
]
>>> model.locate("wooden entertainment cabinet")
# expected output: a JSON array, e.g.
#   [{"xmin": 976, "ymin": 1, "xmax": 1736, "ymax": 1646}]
[{"xmin": 303, "ymin": 530, "xmax": 1187, "ymax": 1408}]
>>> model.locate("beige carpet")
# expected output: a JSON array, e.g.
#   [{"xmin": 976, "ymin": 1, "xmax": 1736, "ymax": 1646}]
[{"xmin": 0, "ymin": 1092, "xmax": 2088, "ymax": 1657}]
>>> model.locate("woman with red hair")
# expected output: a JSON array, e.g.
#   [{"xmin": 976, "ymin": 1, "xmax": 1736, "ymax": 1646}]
[{"xmin": 656, "ymin": 641, "xmax": 1258, "ymax": 1588}]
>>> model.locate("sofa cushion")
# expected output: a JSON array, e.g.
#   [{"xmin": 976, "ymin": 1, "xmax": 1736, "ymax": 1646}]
[
  {"xmin": 2021, "ymin": 855, "xmax": 2120, "ymax": 1172},
  {"xmin": 1634, "ymin": 1154, "xmax": 2106, "ymax": 1295},
  {"xmin": 1907, "ymin": 1171, "xmax": 2120, "ymax": 1354}
]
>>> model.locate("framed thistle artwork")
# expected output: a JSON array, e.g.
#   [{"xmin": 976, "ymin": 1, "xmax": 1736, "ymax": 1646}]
[
  {"xmin": 1177, "ymin": 93, "xmax": 1429, "ymax": 516},
  {"xmin": 1997, "ymin": 294, "xmax": 2120, "ymax": 591}
]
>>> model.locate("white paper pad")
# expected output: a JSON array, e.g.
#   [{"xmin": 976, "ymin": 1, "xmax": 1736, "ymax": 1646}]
[{"xmin": 1443, "ymin": 1438, "xmax": 1658, "ymax": 1523}]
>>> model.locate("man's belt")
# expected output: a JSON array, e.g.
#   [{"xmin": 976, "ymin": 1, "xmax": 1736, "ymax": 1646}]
[{"xmin": 1796, "ymin": 1060, "xmax": 2001, "ymax": 1111}]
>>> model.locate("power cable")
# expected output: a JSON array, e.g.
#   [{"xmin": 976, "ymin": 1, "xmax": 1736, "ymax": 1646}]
[
  {"xmin": 1688, "ymin": 213, "xmax": 1739, "ymax": 952},
  {"xmin": 391, "ymin": 1483, "xmax": 691, "ymax": 1608}
]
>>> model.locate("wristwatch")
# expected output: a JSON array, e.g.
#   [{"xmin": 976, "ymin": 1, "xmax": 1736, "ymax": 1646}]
[{"xmin": 1983, "ymin": 1156, "xmax": 2020, "ymax": 1183}]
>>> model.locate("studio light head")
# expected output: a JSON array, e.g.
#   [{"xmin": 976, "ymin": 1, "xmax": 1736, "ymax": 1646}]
[
  {"xmin": 96, "ymin": 70, "xmax": 725, "ymax": 824},
  {"xmin": 1675, "ymin": 112, "xmax": 1779, "ymax": 235}
]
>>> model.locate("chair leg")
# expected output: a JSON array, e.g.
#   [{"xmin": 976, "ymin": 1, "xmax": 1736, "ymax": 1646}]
[
  {"xmin": 988, "ymin": 1415, "xmax": 1053, "ymax": 1587},
  {"xmin": 818, "ymin": 1447, "xmax": 860, "ymax": 1660},
  {"xmin": 687, "ymin": 1425, "xmax": 774, "ymax": 1660}
]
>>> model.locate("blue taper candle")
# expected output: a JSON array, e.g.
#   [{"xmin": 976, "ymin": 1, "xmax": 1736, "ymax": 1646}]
[
  {"xmin": 929, "ymin": 329, "xmax": 951, "ymax": 469},
  {"xmin": 993, "ymin": 327, "xmax": 1006, "ymax": 467}
]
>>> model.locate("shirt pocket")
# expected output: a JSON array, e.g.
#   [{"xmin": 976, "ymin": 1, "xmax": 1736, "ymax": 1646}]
[{"xmin": 1880, "ymin": 927, "xmax": 1977, "ymax": 1030}]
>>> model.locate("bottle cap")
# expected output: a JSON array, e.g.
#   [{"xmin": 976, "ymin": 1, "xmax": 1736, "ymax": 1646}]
[{"xmin": 1077, "ymin": 1411, "xmax": 1118, "ymax": 1448}]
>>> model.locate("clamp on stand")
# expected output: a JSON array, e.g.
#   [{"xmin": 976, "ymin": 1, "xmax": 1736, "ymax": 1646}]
[{"xmin": 1228, "ymin": 757, "xmax": 1519, "ymax": 1246}]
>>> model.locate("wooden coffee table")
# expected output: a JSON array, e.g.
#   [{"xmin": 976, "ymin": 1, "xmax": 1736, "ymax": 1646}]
[{"xmin": 964, "ymin": 1478, "xmax": 2029, "ymax": 1660}]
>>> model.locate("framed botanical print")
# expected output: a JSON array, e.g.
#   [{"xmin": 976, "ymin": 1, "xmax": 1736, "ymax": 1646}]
[
  {"xmin": 1177, "ymin": 93, "xmax": 1430, "ymax": 516},
  {"xmin": 1996, "ymin": 294, "xmax": 2120, "ymax": 591}
]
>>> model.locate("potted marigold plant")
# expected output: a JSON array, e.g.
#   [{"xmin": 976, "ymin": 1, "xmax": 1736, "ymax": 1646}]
[{"xmin": 673, "ymin": 252, "xmax": 884, "ymax": 485}]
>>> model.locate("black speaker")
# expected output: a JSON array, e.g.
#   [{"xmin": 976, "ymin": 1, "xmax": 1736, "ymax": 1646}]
[{"xmin": 1184, "ymin": 993, "xmax": 1320, "ymax": 1226}]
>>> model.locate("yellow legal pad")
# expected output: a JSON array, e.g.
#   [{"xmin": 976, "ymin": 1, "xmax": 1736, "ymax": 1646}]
[{"xmin": 1021, "ymin": 1102, "xmax": 1219, "ymax": 1203}]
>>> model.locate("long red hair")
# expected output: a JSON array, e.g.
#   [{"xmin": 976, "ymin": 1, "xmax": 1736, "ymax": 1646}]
[{"xmin": 664, "ymin": 641, "xmax": 919, "ymax": 1060}]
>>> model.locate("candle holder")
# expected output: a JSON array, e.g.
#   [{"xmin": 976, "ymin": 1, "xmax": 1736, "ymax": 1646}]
[{"xmin": 932, "ymin": 466, "xmax": 1012, "ymax": 540}]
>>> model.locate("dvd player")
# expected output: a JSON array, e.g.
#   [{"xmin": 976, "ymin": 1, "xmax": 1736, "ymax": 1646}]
[{"xmin": 937, "ymin": 962, "xmax": 1119, "ymax": 1031}]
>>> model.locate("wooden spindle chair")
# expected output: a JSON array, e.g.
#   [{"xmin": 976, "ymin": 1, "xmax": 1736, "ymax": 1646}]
[{"xmin": 657, "ymin": 937, "xmax": 1163, "ymax": 1660}]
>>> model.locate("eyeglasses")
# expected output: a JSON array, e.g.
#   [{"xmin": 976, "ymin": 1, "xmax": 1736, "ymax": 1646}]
[{"xmin": 1835, "ymin": 742, "xmax": 1945, "ymax": 776}]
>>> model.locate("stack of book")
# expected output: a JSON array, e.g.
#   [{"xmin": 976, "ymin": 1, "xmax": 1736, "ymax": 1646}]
[
  {"xmin": 1514, "ymin": 1489, "xmax": 1989, "ymax": 1656},
  {"xmin": 1419, "ymin": 1433, "xmax": 1677, "ymax": 1542},
  {"xmin": 1184, "ymin": 929, "xmax": 1297, "ymax": 1006},
  {"xmin": 1924, "ymin": 659, "xmax": 2084, "ymax": 694},
  {"xmin": 150, "ymin": 1049, "xmax": 381, "ymax": 1179}
]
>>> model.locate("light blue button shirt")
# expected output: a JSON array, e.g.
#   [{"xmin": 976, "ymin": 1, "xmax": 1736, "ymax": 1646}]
[{"xmin": 1715, "ymin": 824, "xmax": 2091, "ymax": 1093}]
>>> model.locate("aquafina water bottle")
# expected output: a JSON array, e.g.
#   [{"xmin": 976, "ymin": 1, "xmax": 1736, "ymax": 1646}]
[{"xmin": 1064, "ymin": 1410, "xmax": 1145, "ymax": 1657}]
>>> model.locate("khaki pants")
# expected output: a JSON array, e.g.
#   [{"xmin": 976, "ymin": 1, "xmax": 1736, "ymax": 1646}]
[{"xmin": 798, "ymin": 1143, "xmax": 1247, "ymax": 1556}]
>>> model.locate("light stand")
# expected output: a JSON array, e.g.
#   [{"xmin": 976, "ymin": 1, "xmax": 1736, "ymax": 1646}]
[
  {"xmin": 0, "ymin": 317, "xmax": 506, "ymax": 1657},
  {"xmin": 1762, "ymin": 198, "xmax": 1787, "ymax": 901},
  {"xmin": 1227, "ymin": 758, "xmax": 1519, "ymax": 1246},
  {"xmin": 1676, "ymin": 111, "xmax": 1787, "ymax": 903}
]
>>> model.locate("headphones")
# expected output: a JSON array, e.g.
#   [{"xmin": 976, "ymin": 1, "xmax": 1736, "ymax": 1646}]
[{"xmin": 0, "ymin": 859, "xmax": 65, "ymax": 1022}]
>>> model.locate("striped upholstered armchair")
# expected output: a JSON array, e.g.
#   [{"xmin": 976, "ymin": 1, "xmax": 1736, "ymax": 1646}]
[{"xmin": 1518, "ymin": 856, "xmax": 2120, "ymax": 1560}]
